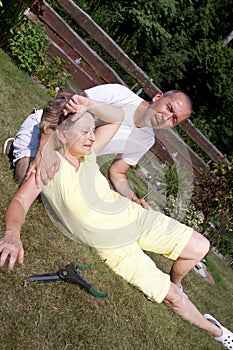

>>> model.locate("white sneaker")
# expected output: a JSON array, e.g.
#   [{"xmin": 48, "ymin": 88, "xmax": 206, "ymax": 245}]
[
  {"xmin": 193, "ymin": 261, "xmax": 209, "ymax": 278},
  {"xmin": 3, "ymin": 137, "xmax": 14, "ymax": 155},
  {"xmin": 204, "ymin": 314, "xmax": 233, "ymax": 349}
]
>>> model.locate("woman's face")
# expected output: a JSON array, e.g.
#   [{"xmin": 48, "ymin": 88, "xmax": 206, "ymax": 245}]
[{"xmin": 64, "ymin": 112, "xmax": 96, "ymax": 158}]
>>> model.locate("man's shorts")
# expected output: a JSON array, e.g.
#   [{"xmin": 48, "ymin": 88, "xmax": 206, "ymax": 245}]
[{"xmin": 13, "ymin": 109, "xmax": 43, "ymax": 165}]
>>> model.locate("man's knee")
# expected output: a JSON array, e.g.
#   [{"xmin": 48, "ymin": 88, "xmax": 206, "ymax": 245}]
[{"xmin": 13, "ymin": 157, "xmax": 31, "ymax": 185}]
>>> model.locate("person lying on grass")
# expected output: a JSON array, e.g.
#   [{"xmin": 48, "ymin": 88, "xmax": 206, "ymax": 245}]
[{"xmin": 0, "ymin": 92, "xmax": 232, "ymax": 349}]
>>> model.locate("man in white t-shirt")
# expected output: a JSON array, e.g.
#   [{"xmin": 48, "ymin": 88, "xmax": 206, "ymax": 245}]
[{"xmin": 10, "ymin": 84, "xmax": 192, "ymax": 206}]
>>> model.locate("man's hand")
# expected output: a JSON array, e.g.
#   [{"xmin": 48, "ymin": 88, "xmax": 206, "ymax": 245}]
[
  {"xmin": 0, "ymin": 231, "xmax": 24, "ymax": 271},
  {"xmin": 26, "ymin": 150, "xmax": 60, "ymax": 186},
  {"xmin": 26, "ymin": 134, "xmax": 60, "ymax": 187}
]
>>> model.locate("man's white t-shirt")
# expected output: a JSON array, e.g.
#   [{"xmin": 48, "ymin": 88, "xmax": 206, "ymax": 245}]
[{"xmin": 13, "ymin": 84, "xmax": 155, "ymax": 166}]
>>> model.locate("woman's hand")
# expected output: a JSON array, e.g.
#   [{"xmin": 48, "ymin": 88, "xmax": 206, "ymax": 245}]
[
  {"xmin": 64, "ymin": 94, "xmax": 124, "ymax": 124},
  {"xmin": 64, "ymin": 94, "xmax": 89, "ymax": 120},
  {"xmin": 132, "ymin": 197, "xmax": 151, "ymax": 209},
  {"xmin": 0, "ymin": 231, "xmax": 24, "ymax": 271}
]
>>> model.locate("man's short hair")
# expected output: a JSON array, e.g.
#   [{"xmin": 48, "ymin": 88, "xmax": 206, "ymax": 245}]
[{"xmin": 164, "ymin": 90, "xmax": 192, "ymax": 110}]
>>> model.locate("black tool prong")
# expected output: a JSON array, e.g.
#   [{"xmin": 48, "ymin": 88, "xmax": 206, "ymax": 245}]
[
  {"xmin": 57, "ymin": 262, "xmax": 92, "ymax": 291},
  {"xmin": 26, "ymin": 262, "xmax": 98, "ymax": 295},
  {"xmin": 27, "ymin": 273, "xmax": 60, "ymax": 283}
]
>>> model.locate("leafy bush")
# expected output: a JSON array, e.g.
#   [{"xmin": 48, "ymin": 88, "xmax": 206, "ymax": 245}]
[
  {"xmin": 194, "ymin": 157, "xmax": 233, "ymax": 224},
  {"xmin": 163, "ymin": 195, "xmax": 204, "ymax": 231},
  {"xmin": 146, "ymin": 162, "xmax": 204, "ymax": 230},
  {"xmin": 0, "ymin": 0, "xmax": 36, "ymax": 48},
  {"xmin": 8, "ymin": 17, "xmax": 72, "ymax": 96},
  {"xmin": 9, "ymin": 17, "xmax": 50, "ymax": 74},
  {"xmin": 160, "ymin": 164, "xmax": 204, "ymax": 231},
  {"xmin": 36, "ymin": 56, "xmax": 72, "ymax": 96},
  {"xmin": 193, "ymin": 157, "xmax": 233, "ymax": 255}
]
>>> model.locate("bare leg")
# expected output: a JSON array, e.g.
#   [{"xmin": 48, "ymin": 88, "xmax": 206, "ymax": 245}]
[
  {"xmin": 13, "ymin": 157, "xmax": 32, "ymax": 186},
  {"xmin": 164, "ymin": 283, "xmax": 222, "ymax": 337},
  {"xmin": 170, "ymin": 231, "xmax": 210, "ymax": 286}
]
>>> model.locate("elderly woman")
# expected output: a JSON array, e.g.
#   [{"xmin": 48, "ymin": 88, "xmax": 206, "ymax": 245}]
[{"xmin": 0, "ymin": 92, "xmax": 232, "ymax": 349}]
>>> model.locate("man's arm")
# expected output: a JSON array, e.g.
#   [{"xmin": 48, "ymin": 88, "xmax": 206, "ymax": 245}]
[
  {"xmin": 26, "ymin": 130, "xmax": 60, "ymax": 186},
  {"xmin": 108, "ymin": 158, "xmax": 149, "ymax": 208}
]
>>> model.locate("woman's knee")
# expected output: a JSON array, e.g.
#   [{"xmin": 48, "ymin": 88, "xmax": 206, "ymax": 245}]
[
  {"xmin": 13, "ymin": 157, "xmax": 32, "ymax": 185},
  {"xmin": 194, "ymin": 231, "xmax": 210, "ymax": 258},
  {"xmin": 180, "ymin": 231, "xmax": 210, "ymax": 261},
  {"xmin": 163, "ymin": 282, "xmax": 184, "ymax": 307}
]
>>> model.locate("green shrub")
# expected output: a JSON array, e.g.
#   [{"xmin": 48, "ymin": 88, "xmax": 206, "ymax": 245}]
[
  {"xmin": 145, "ymin": 162, "xmax": 204, "ymax": 230},
  {"xmin": 8, "ymin": 17, "xmax": 72, "ymax": 96},
  {"xmin": 36, "ymin": 56, "xmax": 72, "ymax": 96},
  {"xmin": 163, "ymin": 194, "xmax": 204, "ymax": 231},
  {"xmin": 194, "ymin": 157, "xmax": 233, "ymax": 223},
  {"xmin": 193, "ymin": 157, "xmax": 233, "ymax": 255},
  {"xmin": 147, "ymin": 162, "xmax": 193, "ymax": 203},
  {"xmin": 9, "ymin": 17, "xmax": 50, "ymax": 74},
  {"xmin": 0, "ymin": 0, "xmax": 35, "ymax": 48}
]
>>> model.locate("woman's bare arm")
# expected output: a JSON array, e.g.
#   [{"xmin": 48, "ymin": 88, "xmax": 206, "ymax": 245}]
[
  {"xmin": 65, "ymin": 95, "xmax": 124, "ymax": 154},
  {"xmin": 65, "ymin": 94, "xmax": 124, "ymax": 124},
  {"xmin": 0, "ymin": 175, "xmax": 42, "ymax": 270}
]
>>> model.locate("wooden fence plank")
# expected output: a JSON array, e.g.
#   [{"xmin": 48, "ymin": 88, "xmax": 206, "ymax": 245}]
[
  {"xmin": 150, "ymin": 141, "xmax": 175, "ymax": 165},
  {"xmin": 156, "ymin": 129, "xmax": 207, "ymax": 173},
  {"xmin": 27, "ymin": 10, "xmax": 104, "ymax": 88},
  {"xmin": 45, "ymin": 25, "xmax": 105, "ymax": 87},
  {"xmin": 179, "ymin": 119, "xmax": 225, "ymax": 162},
  {"xmin": 32, "ymin": 1, "xmax": 125, "ymax": 85},
  {"xmin": 56, "ymin": 0, "xmax": 162, "ymax": 96},
  {"xmin": 149, "ymin": 141, "xmax": 196, "ymax": 176},
  {"xmin": 48, "ymin": 42, "xmax": 99, "ymax": 90},
  {"xmin": 55, "ymin": 0, "xmax": 225, "ymax": 167}
]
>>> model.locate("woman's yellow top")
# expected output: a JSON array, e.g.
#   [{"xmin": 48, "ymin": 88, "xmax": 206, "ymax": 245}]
[{"xmin": 42, "ymin": 151, "xmax": 151, "ymax": 249}]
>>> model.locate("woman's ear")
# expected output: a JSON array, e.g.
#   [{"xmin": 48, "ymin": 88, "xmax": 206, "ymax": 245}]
[{"xmin": 58, "ymin": 130, "xmax": 67, "ymax": 145}]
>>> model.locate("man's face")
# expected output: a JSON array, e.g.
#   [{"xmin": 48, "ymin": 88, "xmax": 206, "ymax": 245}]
[{"xmin": 144, "ymin": 93, "xmax": 191, "ymax": 129}]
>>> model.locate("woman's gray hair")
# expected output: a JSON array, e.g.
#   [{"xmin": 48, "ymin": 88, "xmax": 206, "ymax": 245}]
[{"xmin": 40, "ymin": 91, "xmax": 75, "ymax": 133}]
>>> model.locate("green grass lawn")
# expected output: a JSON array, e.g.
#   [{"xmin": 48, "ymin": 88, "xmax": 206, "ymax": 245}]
[{"xmin": 0, "ymin": 49, "xmax": 232, "ymax": 350}]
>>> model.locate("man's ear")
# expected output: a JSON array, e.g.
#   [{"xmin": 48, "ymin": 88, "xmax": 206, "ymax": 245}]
[{"xmin": 152, "ymin": 92, "xmax": 163, "ymax": 102}]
